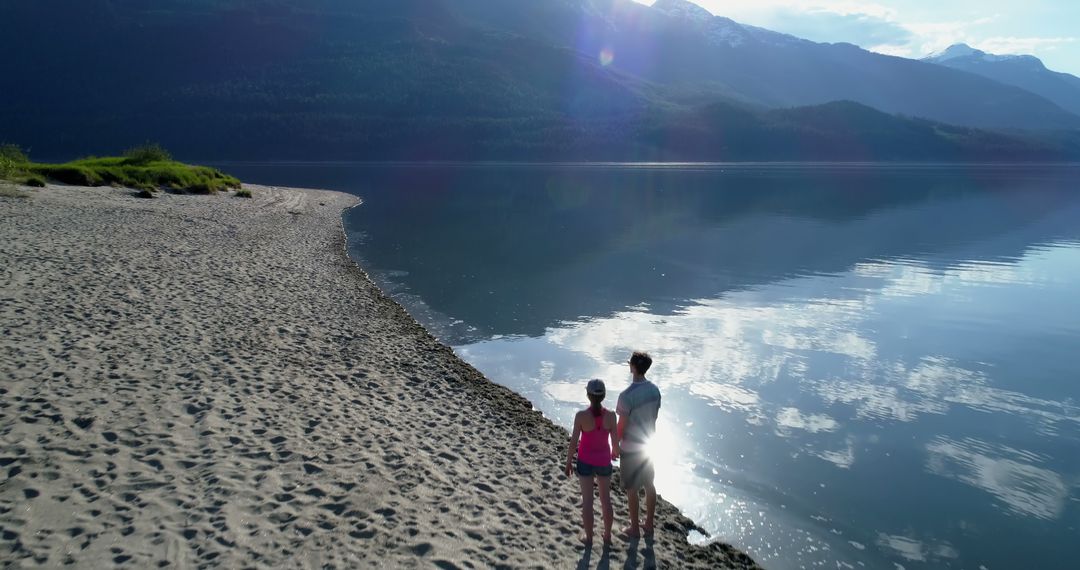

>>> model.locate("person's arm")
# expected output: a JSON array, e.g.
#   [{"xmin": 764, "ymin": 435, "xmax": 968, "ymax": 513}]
[
  {"xmin": 565, "ymin": 413, "xmax": 581, "ymax": 477},
  {"xmin": 615, "ymin": 395, "xmax": 629, "ymax": 459},
  {"xmin": 616, "ymin": 415, "xmax": 628, "ymax": 444},
  {"xmin": 616, "ymin": 393, "xmax": 627, "ymax": 439},
  {"xmin": 608, "ymin": 410, "xmax": 621, "ymax": 461}
]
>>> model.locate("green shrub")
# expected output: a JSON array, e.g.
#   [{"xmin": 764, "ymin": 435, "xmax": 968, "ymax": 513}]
[
  {"xmin": 187, "ymin": 181, "xmax": 215, "ymax": 194},
  {"xmin": 0, "ymin": 160, "xmax": 16, "ymax": 181},
  {"xmin": 24, "ymin": 173, "xmax": 47, "ymax": 187},
  {"xmin": 130, "ymin": 179, "xmax": 157, "ymax": 191},
  {"xmin": 14, "ymin": 149, "xmax": 241, "ymax": 194},
  {"xmin": 0, "ymin": 144, "xmax": 29, "ymax": 181},
  {"xmin": 235, "ymin": 187, "xmax": 253, "ymax": 198},
  {"xmin": 0, "ymin": 144, "xmax": 28, "ymax": 163},
  {"xmin": 30, "ymin": 165, "xmax": 104, "ymax": 186},
  {"xmin": 123, "ymin": 142, "xmax": 172, "ymax": 165},
  {"xmin": 134, "ymin": 188, "xmax": 156, "ymax": 199}
]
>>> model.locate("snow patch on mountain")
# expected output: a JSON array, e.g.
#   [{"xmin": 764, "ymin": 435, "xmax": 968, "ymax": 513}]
[
  {"xmin": 926, "ymin": 43, "xmax": 981, "ymax": 62},
  {"xmin": 651, "ymin": 0, "xmax": 805, "ymax": 48},
  {"xmin": 651, "ymin": 0, "xmax": 713, "ymax": 23},
  {"xmin": 926, "ymin": 43, "xmax": 1044, "ymax": 67}
]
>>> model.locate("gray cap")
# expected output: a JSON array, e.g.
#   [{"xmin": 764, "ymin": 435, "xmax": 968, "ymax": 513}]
[{"xmin": 586, "ymin": 379, "xmax": 606, "ymax": 396}]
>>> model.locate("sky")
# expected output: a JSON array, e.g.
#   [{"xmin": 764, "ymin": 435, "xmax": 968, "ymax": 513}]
[{"xmin": 634, "ymin": 0, "xmax": 1080, "ymax": 76}]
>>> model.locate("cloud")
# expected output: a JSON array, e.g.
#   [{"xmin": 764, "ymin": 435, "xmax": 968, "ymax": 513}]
[
  {"xmin": 731, "ymin": 4, "xmax": 1077, "ymax": 62},
  {"xmin": 692, "ymin": 0, "xmax": 900, "ymax": 21},
  {"xmin": 674, "ymin": 1, "xmax": 1078, "ymax": 64},
  {"xmin": 975, "ymin": 36, "xmax": 1079, "ymax": 56},
  {"xmin": 664, "ymin": 1, "xmax": 932, "ymax": 55},
  {"xmin": 682, "ymin": 1, "xmax": 910, "ymax": 45},
  {"xmin": 902, "ymin": 16, "xmax": 999, "ymax": 56},
  {"xmin": 765, "ymin": 7, "xmax": 912, "ymax": 47}
]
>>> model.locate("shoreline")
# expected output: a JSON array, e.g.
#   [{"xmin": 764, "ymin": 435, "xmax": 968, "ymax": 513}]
[
  {"xmin": 0, "ymin": 183, "xmax": 760, "ymax": 568},
  {"xmin": 205, "ymin": 159, "xmax": 1080, "ymax": 168}
]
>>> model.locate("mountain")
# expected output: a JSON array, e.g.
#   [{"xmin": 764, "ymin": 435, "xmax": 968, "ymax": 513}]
[
  {"xmin": 0, "ymin": 0, "xmax": 658, "ymax": 160},
  {"xmin": 925, "ymin": 43, "xmax": 1080, "ymax": 117},
  {"xmin": 450, "ymin": 0, "xmax": 1080, "ymax": 130},
  {"xmin": 0, "ymin": 0, "xmax": 1077, "ymax": 161},
  {"xmin": 647, "ymin": 101, "xmax": 1076, "ymax": 161}
]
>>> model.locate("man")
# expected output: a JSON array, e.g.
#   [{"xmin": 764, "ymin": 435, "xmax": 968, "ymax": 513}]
[{"xmin": 615, "ymin": 350, "xmax": 661, "ymax": 540}]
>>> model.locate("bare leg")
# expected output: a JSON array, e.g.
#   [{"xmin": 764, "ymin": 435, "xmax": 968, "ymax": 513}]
[
  {"xmin": 598, "ymin": 476, "xmax": 613, "ymax": 545},
  {"xmin": 644, "ymin": 484, "xmax": 657, "ymax": 535},
  {"xmin": 623, "ymin": 486, "xmax": 640, "ymax": 538},
  {"xmin": 579, "ymin": 475, "xmax": 595, "ymax": 543}
]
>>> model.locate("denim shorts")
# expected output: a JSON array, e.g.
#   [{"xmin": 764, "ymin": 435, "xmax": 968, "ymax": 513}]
[{"xmin": 576, "ymin": 460, "xmax": 613, "ymax": 477}]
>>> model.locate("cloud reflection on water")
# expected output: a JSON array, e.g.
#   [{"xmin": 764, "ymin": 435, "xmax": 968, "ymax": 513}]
[
  {"xmin": 546, "ymin": 249, "xmax": 1080, "ymax": 434},
  {"xmin": 875, "ymin": 532, "xmax": 961, "ymax": 564},
  {"xmin": 775, "ymin": 407, "xmax": 840, "ymax": 434},
  {"xmin": 532, "ymin": 244, "xmax": 1080, "ymax": 531},
  {"xmin": 447, "ymin": 195, "xmax": 1080, "ymax": 569},
  {"xmin": 237, "ymin": 160, "xmax": 1080, "ymax": 569},
  {"xmin": 926, "ymin": 437, "xmax": 1069, "ymax": 520},
  {"xmin": 814, "ymin": 436, "xmax": 857, "ymax": 469}
]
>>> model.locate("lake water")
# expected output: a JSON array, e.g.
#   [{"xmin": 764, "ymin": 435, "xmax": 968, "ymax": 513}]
[{"xmin": 222, "ymin": 163, "xmax": 1080, "ymax": 570}]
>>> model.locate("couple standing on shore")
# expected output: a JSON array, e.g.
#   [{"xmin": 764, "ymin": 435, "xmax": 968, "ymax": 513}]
[{"xmin": 564, "ymin": 351, "xmax": 661, "ymax": 547}]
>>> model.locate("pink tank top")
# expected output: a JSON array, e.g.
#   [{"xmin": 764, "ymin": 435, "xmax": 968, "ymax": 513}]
[{"xmin": 578, "ymin": 407, "xmax": 611, "ymax": 467}]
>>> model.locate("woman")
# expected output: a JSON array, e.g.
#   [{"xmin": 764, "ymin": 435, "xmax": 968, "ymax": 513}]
[{"xmin": 565, "ymin": 378, "xmax": 619, "ymax": 546}]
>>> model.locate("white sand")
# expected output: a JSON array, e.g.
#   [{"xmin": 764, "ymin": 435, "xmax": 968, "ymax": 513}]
[{"xmin": 0, "ymin": 184, "xmax": 760, "ymax": 568}]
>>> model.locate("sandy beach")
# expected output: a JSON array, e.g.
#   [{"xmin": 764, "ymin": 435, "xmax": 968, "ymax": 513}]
[{"xmin": 0, "ymin": 184, "xmax": 760, "ymax": 569}]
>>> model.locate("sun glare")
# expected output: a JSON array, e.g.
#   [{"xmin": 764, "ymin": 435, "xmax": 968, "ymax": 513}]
[
  {"xmin": 642, "ymin": 420, "xmax": 679, "ymax": 480},
  {"xmin": 599, "ymin": 47, "xmax": 615, "ymax": 66}
]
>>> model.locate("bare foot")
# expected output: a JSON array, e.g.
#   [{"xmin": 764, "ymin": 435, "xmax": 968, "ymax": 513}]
[
  {"xmin": 619, "ymin": 526, "xmax": 640, "ymax": 540},
  {"xmin": 642, "ymin": 524, "xmax": 654, "ymax": 538},
  {"xmin": 579, "ymin": 533, "xmax": 593, "ymax": 546}
]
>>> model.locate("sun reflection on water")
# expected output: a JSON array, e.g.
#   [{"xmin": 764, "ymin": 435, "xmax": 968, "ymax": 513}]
[
  {"xmin": 456, "ymin": 238, "xmax": 1080, "ymax": 569},
  {"xmin": 641, "ymin": 419, "xmax": 678, "ymax": 484}
]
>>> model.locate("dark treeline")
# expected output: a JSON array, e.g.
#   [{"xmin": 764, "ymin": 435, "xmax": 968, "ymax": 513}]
[{"xmin": 2, "ymin": 0, "xmax": 1077, "ymax": 161}]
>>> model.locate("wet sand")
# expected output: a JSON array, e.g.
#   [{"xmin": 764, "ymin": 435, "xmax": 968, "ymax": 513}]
[{"xmin": 0, "ymin": 184, "xmax": 760, "ymax": 568}]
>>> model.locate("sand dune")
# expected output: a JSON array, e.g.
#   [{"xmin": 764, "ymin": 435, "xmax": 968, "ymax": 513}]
[{"xmin": 0, "ymin": 184, "xmax": 760, "ymax": 569}]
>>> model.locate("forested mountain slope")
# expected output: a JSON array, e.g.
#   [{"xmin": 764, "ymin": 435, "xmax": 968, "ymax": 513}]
[{"xmin": 1, "ymin": 0, "xmax": 1076, "ymax": 161}]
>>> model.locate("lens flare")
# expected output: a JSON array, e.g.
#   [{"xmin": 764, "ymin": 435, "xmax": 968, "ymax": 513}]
[
  {"xmin": 641, "ymin": 420, "xmax": 679, "ymax": 488},
  {"xmin": 599, "ymin": 48, "xmax": 615, "ymax": 67}
]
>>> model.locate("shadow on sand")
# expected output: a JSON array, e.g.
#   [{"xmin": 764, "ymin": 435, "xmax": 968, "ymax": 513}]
[
  {"xmin": 576, "ymin": 542, "xmax": 613, "ymax": 570},
  {"xmin": 620, "ymin": 536, "xmax": 656, "ymax": 570}
]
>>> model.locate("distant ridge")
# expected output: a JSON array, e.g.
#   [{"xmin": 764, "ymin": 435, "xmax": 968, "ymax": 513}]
[
  {"xmin": 449, "ymin": 0, "xmax": 1080, "ymax": 129},
  {"xmin": 596, "ymin": 0, "xmax": 1080, "ymax": 129},
  {"xmin": 924, "ymin": 43, "xmax": 1080, "ymax": 117}
]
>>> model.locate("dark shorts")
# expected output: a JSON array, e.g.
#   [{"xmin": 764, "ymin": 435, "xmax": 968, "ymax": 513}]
[
  {"xmin": 619, "ymin": 451, "xmax": 655, "ymax": 490},
  {"xmin": 576, "ymin": 460, "xmax": 613, "ymax": 478}
]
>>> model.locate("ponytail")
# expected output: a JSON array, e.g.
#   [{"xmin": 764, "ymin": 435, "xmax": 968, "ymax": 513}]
[{"xmin": 588, "ymin": 393, "xmax": 603, "ymax": 415}]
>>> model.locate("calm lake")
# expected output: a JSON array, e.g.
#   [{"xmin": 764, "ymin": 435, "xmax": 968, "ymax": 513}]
[{"xmin": 222, "ymin": 163, "xmax": 1080, "ymax": 570}]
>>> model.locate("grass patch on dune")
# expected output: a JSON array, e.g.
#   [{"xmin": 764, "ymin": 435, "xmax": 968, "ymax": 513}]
[
  {"xmin": 1, "ymin": 143, "xmax": 243, "ymax": 196},
  {"xmin": 30, "ymin": 157, "xmax": 241, "ymax": 194},
  {"xmin": 0, "ymin": 144, "xmax": 33, "ymax": 197},
  {"xmin": 1, "ymin": 143, "xmax": 30, "ymax": 179}
]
